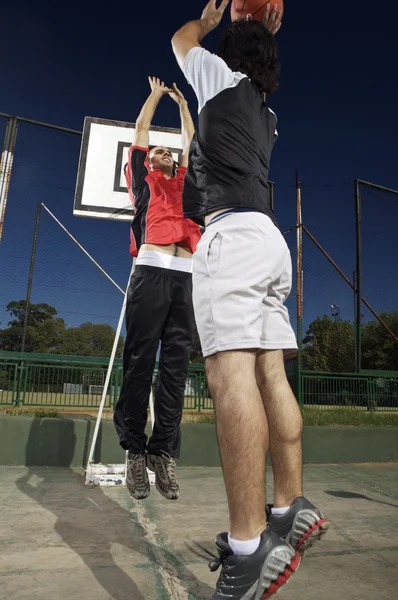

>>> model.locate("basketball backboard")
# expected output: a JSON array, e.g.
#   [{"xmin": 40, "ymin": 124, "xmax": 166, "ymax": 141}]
[{"xmin": 73, "ymin": 117, "xmax": 183, "ymax": 221}]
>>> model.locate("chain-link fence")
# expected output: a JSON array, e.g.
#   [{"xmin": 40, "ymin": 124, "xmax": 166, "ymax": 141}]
[
  {"xmin": 1, "ymin": 113, "xmax": 398, "ymax": 414},
  {"xmin": 0, "ymin": 117, "xmax": 131, "ymax": 359},
  {"xmin": 359, "ymin": 181, "xmax": 398, "ymax": 372}
]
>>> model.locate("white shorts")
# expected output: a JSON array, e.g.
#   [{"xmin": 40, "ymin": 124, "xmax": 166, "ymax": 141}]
[{"xmin": 192, "ymin": 211, "xmax": 297, "ymax": 358}]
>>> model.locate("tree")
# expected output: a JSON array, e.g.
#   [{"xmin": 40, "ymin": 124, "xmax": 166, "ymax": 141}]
[
  {"xmin": 6, "ymin": 301, "xmax": 58, "ymax": 327},
  {"xmin": 302, "ymin": 315, "xmax": 355, "ymax": 372},
  {"xmin": 190, "ymin": 327, "xmax": 204, "ymax": 363},
  {"xmin": 0, "ymin": 301, "xmax": 65, "ymax": 353},
  {"xmin": 56, "ymin": 322, "xmax": 124, "ymax": 358},
  {"xmin": 362, "ymin": 311, "xmax": 398, "ymax": 371}
]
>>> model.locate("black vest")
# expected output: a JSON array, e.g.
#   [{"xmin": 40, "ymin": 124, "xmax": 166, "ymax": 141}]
[{"xmin": 182, "ymin": 77, "xmax": 277, "ymax": 227}]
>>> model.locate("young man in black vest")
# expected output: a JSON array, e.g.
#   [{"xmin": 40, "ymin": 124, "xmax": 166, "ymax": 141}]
[{"xmin": 172, "ymin": 2, "xmax": 329, "ymax": 598}]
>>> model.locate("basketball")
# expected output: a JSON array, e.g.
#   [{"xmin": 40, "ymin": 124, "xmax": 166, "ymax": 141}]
[{"xmin": 231, "ymin": 0, "xmax": 284, "ymax": 22}]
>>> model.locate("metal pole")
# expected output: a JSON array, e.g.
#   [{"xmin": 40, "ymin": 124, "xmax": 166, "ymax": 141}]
[
  {"xmin": 86, "ymin": 267, "xmax": 132, "ymax": 468},
  {"xmin": 41, "ymin": 203, "xmax": 124, "ymax": 294},
  {"xmin": 303, "ymin": 225, "xmax": 398, "ymax": 341},
  {"xmin": 0, "ymin": 111, "xmax": 81, "ymax": 136},
  {"xmin": 356, "ymin": 179, "xmax": 398, "ymax": 196},
  {"xmin": 21, "ymin": 203, "xmax": 42, "ymax": 354},
  {"xmin": 15, "ymin": 203, "xmax": 42, "ymax": 404},
  {"xmin": 353, "ymin": 270, "xmax": 357, "ymax": 369},
  {"xmin": 354, "ymin": 180, "xmax": 362, "ymax": 373},
  {"xmin": 296, "ymin": 170, "xmax": 303, "ymax": 402},
  {"xmin": 0, "ymin": 117, "xmax": 19, "ymax": 241}
]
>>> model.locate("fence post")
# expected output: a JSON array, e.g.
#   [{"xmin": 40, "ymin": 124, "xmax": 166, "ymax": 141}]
[
  {"xmin": 354, "ymin": 180, "xmax": 362, "ymax": 373},
  {"xmin": 296, "ymin": 171, "xmax": 304, "ymax": 405}
]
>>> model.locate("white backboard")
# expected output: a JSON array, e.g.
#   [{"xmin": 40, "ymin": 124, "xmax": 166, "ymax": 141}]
[{"xmin": 74, "ymin": 117, "xmax": 183, "ymax": 221}]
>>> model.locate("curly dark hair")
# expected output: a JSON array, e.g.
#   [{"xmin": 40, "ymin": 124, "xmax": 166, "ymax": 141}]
[{"xmin": 218, "ymin": 18, "xmax": 280, "ymax": 96}]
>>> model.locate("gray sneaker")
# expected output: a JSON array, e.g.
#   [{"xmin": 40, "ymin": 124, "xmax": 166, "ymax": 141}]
[
  {"xmin": 209, "ymin": 528, "xmax": 300, "ymax": 599},
  {"xmin": 126, "ymin": 452, "xmax": 150, "ymax": 500},
  {"xmin": 146, "ymin": 452, "xmax": 179, "ymax": 500},
  {"xmin": 267, "ymin": 497, "xmax": 329, "ymax": 553}
]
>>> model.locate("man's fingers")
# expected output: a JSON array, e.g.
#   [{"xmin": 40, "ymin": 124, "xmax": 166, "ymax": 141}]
[
  {"xmin": 220, "ymin": 0, "xmax": 230, "ymax": 11},
  {"xmin": 263, "ymin": 4, "xmax": 283, "ymax": 33},
  {"xmin": 263, "ymin": 3, "xmax": 270, "ymax": 23}
]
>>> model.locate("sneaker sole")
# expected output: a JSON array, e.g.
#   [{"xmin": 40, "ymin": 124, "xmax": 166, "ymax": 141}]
[
  {"xmin": 289, "ymin": 509, "xmax": 330, "ymax": 553},
  {"xmin": 260, "ymin": 551, "xmax": 301, "ymax": 599},
  {"xmin": 155, "ymin": 481, "xmax": 179, "ymax": 500},
  {"xmin": 128, "ymin": 490, "xmax": 150, "ymax": 500},
  {"xmin": 146, "ymin": 456, "xmax": 179, "ymax": 501}
]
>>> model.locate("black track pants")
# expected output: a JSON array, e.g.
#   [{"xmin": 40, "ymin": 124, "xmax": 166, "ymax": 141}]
[{"xmin": 113, "ymin": 265, "xmax": 194, "ymax": 458}]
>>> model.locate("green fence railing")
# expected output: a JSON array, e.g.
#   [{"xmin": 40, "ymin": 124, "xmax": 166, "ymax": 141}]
[
  {"xmin": 302, "ymin": 371, "xmax": 398, "ymax": 411},
  {"xmin": 1, "ymin": 353, "xmax": 397, "ymax": 411},
  {"xmin": 0, "ymin": 352, "xmax": 211, "ymax": 411}
]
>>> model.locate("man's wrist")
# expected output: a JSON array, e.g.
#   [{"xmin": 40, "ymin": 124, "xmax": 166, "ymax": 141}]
[
  {"xmin": 198, "ymin": 18, "xmax": 214, "ymax": 39},
  {"xmin": 150, "ymin": 89, "xmax": 164, "ymax": 98}
]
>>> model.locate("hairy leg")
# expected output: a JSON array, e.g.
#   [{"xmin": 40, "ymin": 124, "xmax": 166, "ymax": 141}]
[
  {"xmin": 256, "ymin": 349, "xmax": 303, "ymax": 508},
  {"xmin": 206, "ymin": 350, "xmax": 268, "ymax": 540}
]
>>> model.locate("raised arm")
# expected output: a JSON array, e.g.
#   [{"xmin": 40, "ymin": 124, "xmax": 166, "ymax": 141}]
[
  {"xmin": 134, "ymin": 77, "xmax": 172, "ymax": 147},
  {"xmin": 171, "ymin": 1, "xmax": 282, "ymax": 69},
  {"xmin": 169, "ymin": 84, "xmax": 194, "ymax": 167},
  {"xmin": 171, "ymin": 0, "xmax": 229, "ymax": 68}
]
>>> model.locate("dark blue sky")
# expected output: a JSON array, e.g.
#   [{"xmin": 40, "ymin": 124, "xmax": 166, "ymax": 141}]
[{"xmin": 1, "ymin": 0, "xmax": 397, "ymax": 337}]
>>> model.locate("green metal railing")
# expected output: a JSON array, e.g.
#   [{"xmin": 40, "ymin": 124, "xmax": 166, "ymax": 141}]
[
  {"xmin": 1, "ymin": 352, "xmax": 397, "ymax": 411},
  {"xmin": 0, "ymin": 352, "xmax": 211, "ymax": 411},
  {"xmin": 302, "ymin": 371, "xmax": 398, "ymax": 411}
]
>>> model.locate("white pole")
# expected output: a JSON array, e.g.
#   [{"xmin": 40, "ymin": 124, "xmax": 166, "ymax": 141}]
[
  {"xmin": 86, "ymin": 260, "xmax": 135, "ymax": 467},
  {"xmin": 41, "ymin": 203, "xmax": 125, "ymax": 294}
]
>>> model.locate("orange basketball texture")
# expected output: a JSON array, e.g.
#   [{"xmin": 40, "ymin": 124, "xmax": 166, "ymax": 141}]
[{"xmin": 231, "ymin": 0, "xmax": 284, "ymax": 22}]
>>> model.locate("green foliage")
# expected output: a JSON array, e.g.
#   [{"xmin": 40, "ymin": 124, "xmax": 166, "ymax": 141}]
[
  {"xmin": 0, "ymin": 301, "xmax": 124, "ymax": 358},
  {"xmin": 56, "ymin": 322, "xmax": 124, "ymax": 358},
  {"xmin": 1, "ymin": 408, "xmax": 60, "ymax": 418},
  {"xmin": 6, "ymin": 301, "xmax": 58, "ymax": 327},
  {"xmin": 362, "ymin": 311, "xmax": 398, "ymax": 371},
  {"xmin": 302, "ymin": 312, "xmax": 398, "ymax": 372},
  {"xmin": 301, "ymin": 407, "xmax": 398, "ymax": 427},
  {"xmin": 193, "ymin": 408, "xmax": 398, "ymax": 427},
  {"xmin": 302, "ymin": 315, "xmax": 355, "ymax": 372},
  {"xmin": 190, "ymin": 327, "xmax": 204, "ymax": 363},
  {"xmin": 0, "ymin": 301, "xmax": 66, "ymax": 353}
]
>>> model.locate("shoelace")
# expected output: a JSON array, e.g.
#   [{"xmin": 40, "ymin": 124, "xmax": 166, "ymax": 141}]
[
  {"xmin": 161, "ymin": 453, "xmax": 177, "ymax": 485},
  {"xmin": 192, "ymin": 541, "xmax": 228, "ymax": 573},
  {"xmin": 130, "ymin": 455, "xmax": 146, "ymax": 485}
]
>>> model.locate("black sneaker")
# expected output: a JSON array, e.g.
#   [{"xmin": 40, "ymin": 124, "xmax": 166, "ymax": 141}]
[
  {"xmin": 267, "ymin": 497, "xmax": 329, "ymax": 553},
  {"xmin": 146, "ymin": 452, "xmax": 179, "ymax": 500},
  {"xmin": 209, "ymin": 528, "xmax": 300, "ymax": 599},
  {"xmin": 126, "ymin": 452, "xmax": 150, "ymax": 500}
]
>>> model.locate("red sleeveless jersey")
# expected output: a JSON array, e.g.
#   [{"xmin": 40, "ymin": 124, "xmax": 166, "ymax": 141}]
[{"xmin": 125, "ymin": 146, "xmax": 201, "ymax": 257}]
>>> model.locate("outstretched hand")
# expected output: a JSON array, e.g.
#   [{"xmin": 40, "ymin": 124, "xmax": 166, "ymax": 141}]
[
  {"xmin": 201, "ymin": 0, "xmax": 230, "ymax": 32},
  {"xmin": 262, "ymin": 3, "xmax": 283, "ymax": 35},
  {"xmin": 168, "ymin": 83, "xmax": 187, "ymax": 106},
  {"xmin": 148, "ymin": 76, "xmax": 172, "ymax": 96}
]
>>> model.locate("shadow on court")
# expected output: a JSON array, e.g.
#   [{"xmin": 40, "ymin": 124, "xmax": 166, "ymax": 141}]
[
  {"xmin": 12, "ymin": 418, "xmax": 213, "ymax": 600},
  {"xmin": 1, "ymin": 420, "xmax": 398, "ymax": 600},
  {"xmin": 325, "ymin": 489, "xmax": 398, "ymax": 509}
]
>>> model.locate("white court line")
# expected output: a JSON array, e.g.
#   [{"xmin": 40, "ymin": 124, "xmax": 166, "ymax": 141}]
[{"xmin": 132, "ymin": 501, "xmax": 189, "ymax": 600}]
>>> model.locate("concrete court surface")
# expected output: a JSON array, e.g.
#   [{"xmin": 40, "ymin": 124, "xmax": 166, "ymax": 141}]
[{"xmin": 0, "ymin": 464, "xmax": 397, "ymax": 600}]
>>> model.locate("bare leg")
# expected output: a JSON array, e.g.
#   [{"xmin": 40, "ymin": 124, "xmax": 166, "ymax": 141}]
[
  {"xmin": 255, "ymin": 349, "xmax": 303, "ymax": 508},
  {"xmin": 206, "ymin": 350, "xmax": 268, "ymax": 540}
]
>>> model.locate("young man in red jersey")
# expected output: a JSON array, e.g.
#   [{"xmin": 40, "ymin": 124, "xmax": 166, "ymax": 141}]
[
  {"xmin": 114, "ymin": 76, "xmax": 201, "ymax": 501},
  {"xmin": 172, "ymin": 2, "xmax": 329, "ymax": 599}
]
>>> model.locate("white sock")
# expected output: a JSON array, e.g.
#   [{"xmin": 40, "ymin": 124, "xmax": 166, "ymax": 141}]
[
  {"xmin": 228, "ymin": 534, "xmax": 261, "ymax": 556},
  {"xmin": 271, "ymin": 506, "xmax": 290, "ymax": 516}
]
